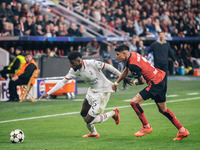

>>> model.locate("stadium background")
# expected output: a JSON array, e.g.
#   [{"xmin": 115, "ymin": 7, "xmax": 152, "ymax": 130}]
[{"xmin": 0, "ymin": 0, "xmax": 200, "ymax": 149}]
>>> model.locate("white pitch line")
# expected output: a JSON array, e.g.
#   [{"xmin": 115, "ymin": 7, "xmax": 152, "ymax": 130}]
[
  {"xmin": 187, "ymin": 93, "xmax": 199, "ymax": 95},
  {"xmin": 167, "ymin": 95, "xmax": 179, "ymax": 97},
  {"xmin": 0, "ymin": 97, "xmax": 200, "ymax": 124}
]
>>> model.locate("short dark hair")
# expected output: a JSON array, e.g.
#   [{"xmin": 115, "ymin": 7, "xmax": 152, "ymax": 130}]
[
  {"xmin": 16, "ymin": 46, "xmax": 22, "ymax": 51},
  {"xmin": 68, "ymin": 51, "xmax": 82, "ymax": 61},
  {"xmin": 115, "ymin": 44, "xmax": 129, "ymax": 52},
  {"xmin": 25, "ymin": 52, "xmax": 32, "ymax": 56}
]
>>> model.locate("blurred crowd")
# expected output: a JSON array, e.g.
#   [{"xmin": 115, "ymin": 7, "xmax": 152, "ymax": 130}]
[
  {"xmin": 0, "ymin": 0, "xmax": 85, "ymax": 37},
  {"xmin": 62, "ymin": 0, "xmax": 200, "ymax": 37},
  {"xmin": 0, "ymin": 0, "xmax": 200, "ymax": 75},
  {"xmin": 1, "ymin": 0, "xmax": 199, "ymax": 37}
]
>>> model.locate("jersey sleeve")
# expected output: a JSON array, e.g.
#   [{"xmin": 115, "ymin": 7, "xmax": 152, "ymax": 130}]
[
  {"xmin": 103, "ymin": 63, "xmax": 121, "ymax": 76},
  {"xmin": 93, "ymin": 60, "xmax": 106, "ymax": 70},
  {"xmin": 47, "ymin": 68, "xmax": 76, "ymax": 95},
  {"xmin": 65, "ymin": 68, "xmax": 76, "ymax": 79},
  {"xmin": 129, "ymin": 64, "xmax": 142, "ymax": 78}
]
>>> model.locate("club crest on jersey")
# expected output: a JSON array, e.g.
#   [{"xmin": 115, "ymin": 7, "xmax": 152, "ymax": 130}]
[{"xmin": 97, "ymin": 61, "xmax": 103, "ymax": 66}]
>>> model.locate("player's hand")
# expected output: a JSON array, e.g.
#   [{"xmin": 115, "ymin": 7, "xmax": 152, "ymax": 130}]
[
  {"xmin": 174, "ymin": 60, "xmax": 179, "ymax": 67},
  {"xmin": 123, "ymin": 77, "xmax": 133, "ymax": 86},
  {"xmin": 39, "ymin": 93, "xmax": 49, "ymax": 100},
  {"xmin": 12, "ymin": 76, "xmax": 18, "ymax": 81},
  {"xmin": 112, "ymin": 84, "xmax": 117, "ymax": 92},
  {"xmin": 133, "ymin": 79, "xmax": 139, "ymax": 85}
]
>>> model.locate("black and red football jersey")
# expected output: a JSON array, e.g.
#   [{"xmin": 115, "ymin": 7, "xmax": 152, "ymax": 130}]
[{"xmin": 126, "ymin": 52, "xmax": 166, "ymax": 84}]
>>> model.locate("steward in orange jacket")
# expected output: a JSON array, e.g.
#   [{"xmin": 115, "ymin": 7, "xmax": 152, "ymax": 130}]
[{"xmin": 8, "ymin": 53, "xmax": 38, "ymax": 102}]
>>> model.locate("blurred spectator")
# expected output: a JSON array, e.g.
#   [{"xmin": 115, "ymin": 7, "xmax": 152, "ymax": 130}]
[
  {"xmin": 27, "ymin": 6, "xmax": 35, "ymax": 18},
  {"xmin": 137, "ymin": 40, "xmax": 147, "ymax": 57},
  {"xmin": 127, "ymin": 37, "xmax": 137, "ymax": 52},
  {"xmin": 35, "ymin": 25, "xmax": 44, "ymax": 36},
  {"xmin": 101, "ymin": 43, "xmax": 113, "ymax": 78},
  {"xmin": 0, "ymin": 46, "xmax": 25, "ymax": 80},
  {"xmin": 14, "ymin": 23, "xmax": 26, "ymax": 36},
  {"xmin": 134, "ymin": 20, "xmax": 144, "ymax": 36},
  {"xmin": 45, "ymin": 48, "xmax": 51, "ymax": 57},
  {"xmin": 44, "ymin": 24, "xmax": 54, "ymax": 37},
  {"xmin": 5, "ymin": 3, "xmax": 14, "ymax": 21},
  {"xmin": 9, "ymin": 47, "xmax": 15, "ymax": 63},
  {"xmin": 57, "ymin": 23, "xmax": 68, "ymax": 36},
  {"xmin": 191, "ymin": 44, "xmax": 200, "ymax": 68},
  {"xmin": 67, "ymin": 22, "xmax": 76, "ymax": 36},
  {"xmin": 0, "ymin": 15, "xmax": 7, "ymax": 31},
  {"xmin": 43, "ymin": 15, "xmax": 50, "ymax": 26},
  {"xmin": 52, "ymin": 47, "xmax": 59, "ymax": 57},
  {"xmin": 24, "ymin": 16, "xmax": 35, "ymax": 35},
  {"xmin": 181, "ymin": 43, "xmax": 193, "ymax": 70},
  {"xmin": 36, "ymin": 14, "xmax": 44, "ymax": 26},
  {"xmin": 101, "ymin": 44, "xmax": 112, "ymax": 65},
  {"xmin": 19, "ymin": 16, "xmax": 26, "ymax": 32},
  {"xmin": 57, "ymin": 16, "xmax": 64, "ymax": 25},
  {"xmin": 65, "ymin": 45, "xmax": 74, "ymax": 56},
  {"xmin": 148, "ymin": 32, "xmax": 178, "ymax": 75},
  {"xmin": 8, "ymin": 53, "xmax": 37, "ymax": 102},
  {"xmin": 0, "ymin": 22, "xmax": 11, "ymax": 36},
  {"xmin": 12, "ymin": 15, "xmax": 19, "ymax": 27},
  {"xmin": 52, "ymin": 16, "xmax": 59, "ymax": 26},
  {"xmin": 76, "ymin": 25, "xmax": 85, "ymax": 37},
  {"xmin": 13, "ymin": 2, "xmax": 22, "ymax": 18},
  {"xmin": 21, "ymin": 3, "xmax": 28, "ymax": 17},
  {"xmin": 0, "ymin": 2, "xmax": 6, "ymax": 18},
  {"xmin": 86, "ymin": 39, "xmax": 100, "ymax": 56}
]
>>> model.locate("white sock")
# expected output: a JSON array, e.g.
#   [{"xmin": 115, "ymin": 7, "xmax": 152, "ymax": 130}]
[
  {"xmin": 82, "ymin": 116, "xmax": 97, "ymax": 135},
  {"xmin": 90, "ymin": 110, "xmax": 115, "ymax": 124}
]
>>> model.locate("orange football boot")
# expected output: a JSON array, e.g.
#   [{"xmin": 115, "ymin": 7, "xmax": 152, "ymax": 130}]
[
  {"xmin": 112, "ymin": 108, "xmax": 120, "ymax": 125},
  {"xmin": 173, "ymin": 129, "xmax": 189, "ymax": 140},
  {"xmin": 82, "ymin": 132, "xmax": 100, "ymax": 138},
  {"xmin": 134, "ymin": 126, "xmax": 153, "ymax": 137}
]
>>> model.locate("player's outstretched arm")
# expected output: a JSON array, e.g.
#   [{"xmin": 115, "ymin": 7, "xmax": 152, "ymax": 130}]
[
  {"xmin": 39, "ymin": 93, "xmax": 49, "ymax": 100},
  {"xmin": 112, "ymin": 67, "xmax": 129, "ymax": 92},
  {"xmin": 116, "ymin": 67, "xmax": 129, "ymax": 83},
  {"xmin": 103, "ymin": 63, "xmax": 121, "ymax": 76},
  {"xmin": 40, "ymin": 78, "xmax": 68, "ymax": 100}
]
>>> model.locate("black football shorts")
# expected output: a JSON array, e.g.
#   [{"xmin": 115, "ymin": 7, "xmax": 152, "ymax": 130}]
[{"xmin": 139, "ymin": 75, "xmax": 167, "ymax": 103}]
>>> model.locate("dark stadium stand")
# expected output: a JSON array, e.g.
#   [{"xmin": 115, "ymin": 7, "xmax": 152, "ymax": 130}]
[{"xmin": 0, "ymin": 0, "xmax": 200, "ymax": 76}]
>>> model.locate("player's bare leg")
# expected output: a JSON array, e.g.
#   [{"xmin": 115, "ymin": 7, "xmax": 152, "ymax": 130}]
[
  {"xmin": 130, "ymin": 93, "xmax": 152, "ymax": 137},
  {"xmin": 86, "ymin": 108, "xmax": 120, "ymax": 125},
  {"xmin": 156, "ymin": 102, "xmax": 189, "ymax": 140},
  {"xmin": 81, "ymin": 99, "xmax": 98, "ymax": 137},
  {"xmin": 82, "ymin": 108, "xmax": 120, "ymax": 138}
]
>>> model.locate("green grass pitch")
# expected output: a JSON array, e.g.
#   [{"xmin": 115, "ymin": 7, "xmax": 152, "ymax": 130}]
[{"xmin": 0, "ymin": 79, "xmax": 200, "ymax": 150}]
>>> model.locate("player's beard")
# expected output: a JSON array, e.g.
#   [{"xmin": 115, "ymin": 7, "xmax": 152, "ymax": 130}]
[{"xmin": 73, "ymin": 64, "xmax": 82, "ymax": 71}]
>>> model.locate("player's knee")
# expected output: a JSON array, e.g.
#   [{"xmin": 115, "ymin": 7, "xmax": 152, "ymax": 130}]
[
  {"xmin": 158, "ymin": 108, "xmax": 167, "ymax": 114},
  {"xmin": 130, "ymin": 101, "xmax": 137, "ymax": 107},
  {"xmin": 130, "ymin": 101, "xmax": 144, "ymax": 114},
  {"xmin": 80, "ymin": 110, "xmax": 87, "ymax": 117}
]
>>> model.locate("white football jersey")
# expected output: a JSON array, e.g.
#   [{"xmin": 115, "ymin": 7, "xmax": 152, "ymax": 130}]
[{"xmin": 65, "ymin": 59, "xmax": 114, "ymax": 92}]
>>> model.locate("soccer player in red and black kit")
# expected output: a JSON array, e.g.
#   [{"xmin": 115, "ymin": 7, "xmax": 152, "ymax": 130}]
[{"xmin": 112, "ymin": 44, "xmax": 189, "ymax": 140}]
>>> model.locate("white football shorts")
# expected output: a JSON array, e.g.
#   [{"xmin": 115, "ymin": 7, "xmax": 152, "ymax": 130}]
[{"xmin": 86, "ymin": 88, "xmax": 111, "ymax": 117}]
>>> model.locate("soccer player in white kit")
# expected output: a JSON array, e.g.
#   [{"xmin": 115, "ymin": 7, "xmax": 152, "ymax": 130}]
[{"xmin": 40, "ymin": 51, "xmax": 125, "ymax": 137}]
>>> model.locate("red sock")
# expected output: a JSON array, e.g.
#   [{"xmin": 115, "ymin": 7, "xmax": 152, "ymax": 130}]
[
  {"xmin": 163, "ymin": 109, "xmax": 183, "ymax": 130},
  {"xmin": 130, "ymin": 101, "xmax": 148, "ymax": 126}
]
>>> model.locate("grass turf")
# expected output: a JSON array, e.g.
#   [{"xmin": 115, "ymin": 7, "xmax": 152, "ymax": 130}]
[{"xmin": 0, "ymin": 79, "xmax": 200, "ymax": 150}]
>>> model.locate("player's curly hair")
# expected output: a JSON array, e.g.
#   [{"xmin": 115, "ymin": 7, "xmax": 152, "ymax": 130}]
[
  {"xmin": 68, "ymin": 51, "xmax": 82, "ymax": 60},
  {"xmin": 115, "ymin": 44, "xmax": 129, "ymax": 52}
]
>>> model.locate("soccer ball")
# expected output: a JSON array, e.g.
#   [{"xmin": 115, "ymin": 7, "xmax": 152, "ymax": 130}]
[{"xmin": 10, "ymin": 129, "xmax": 25, "ymax": 143}]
